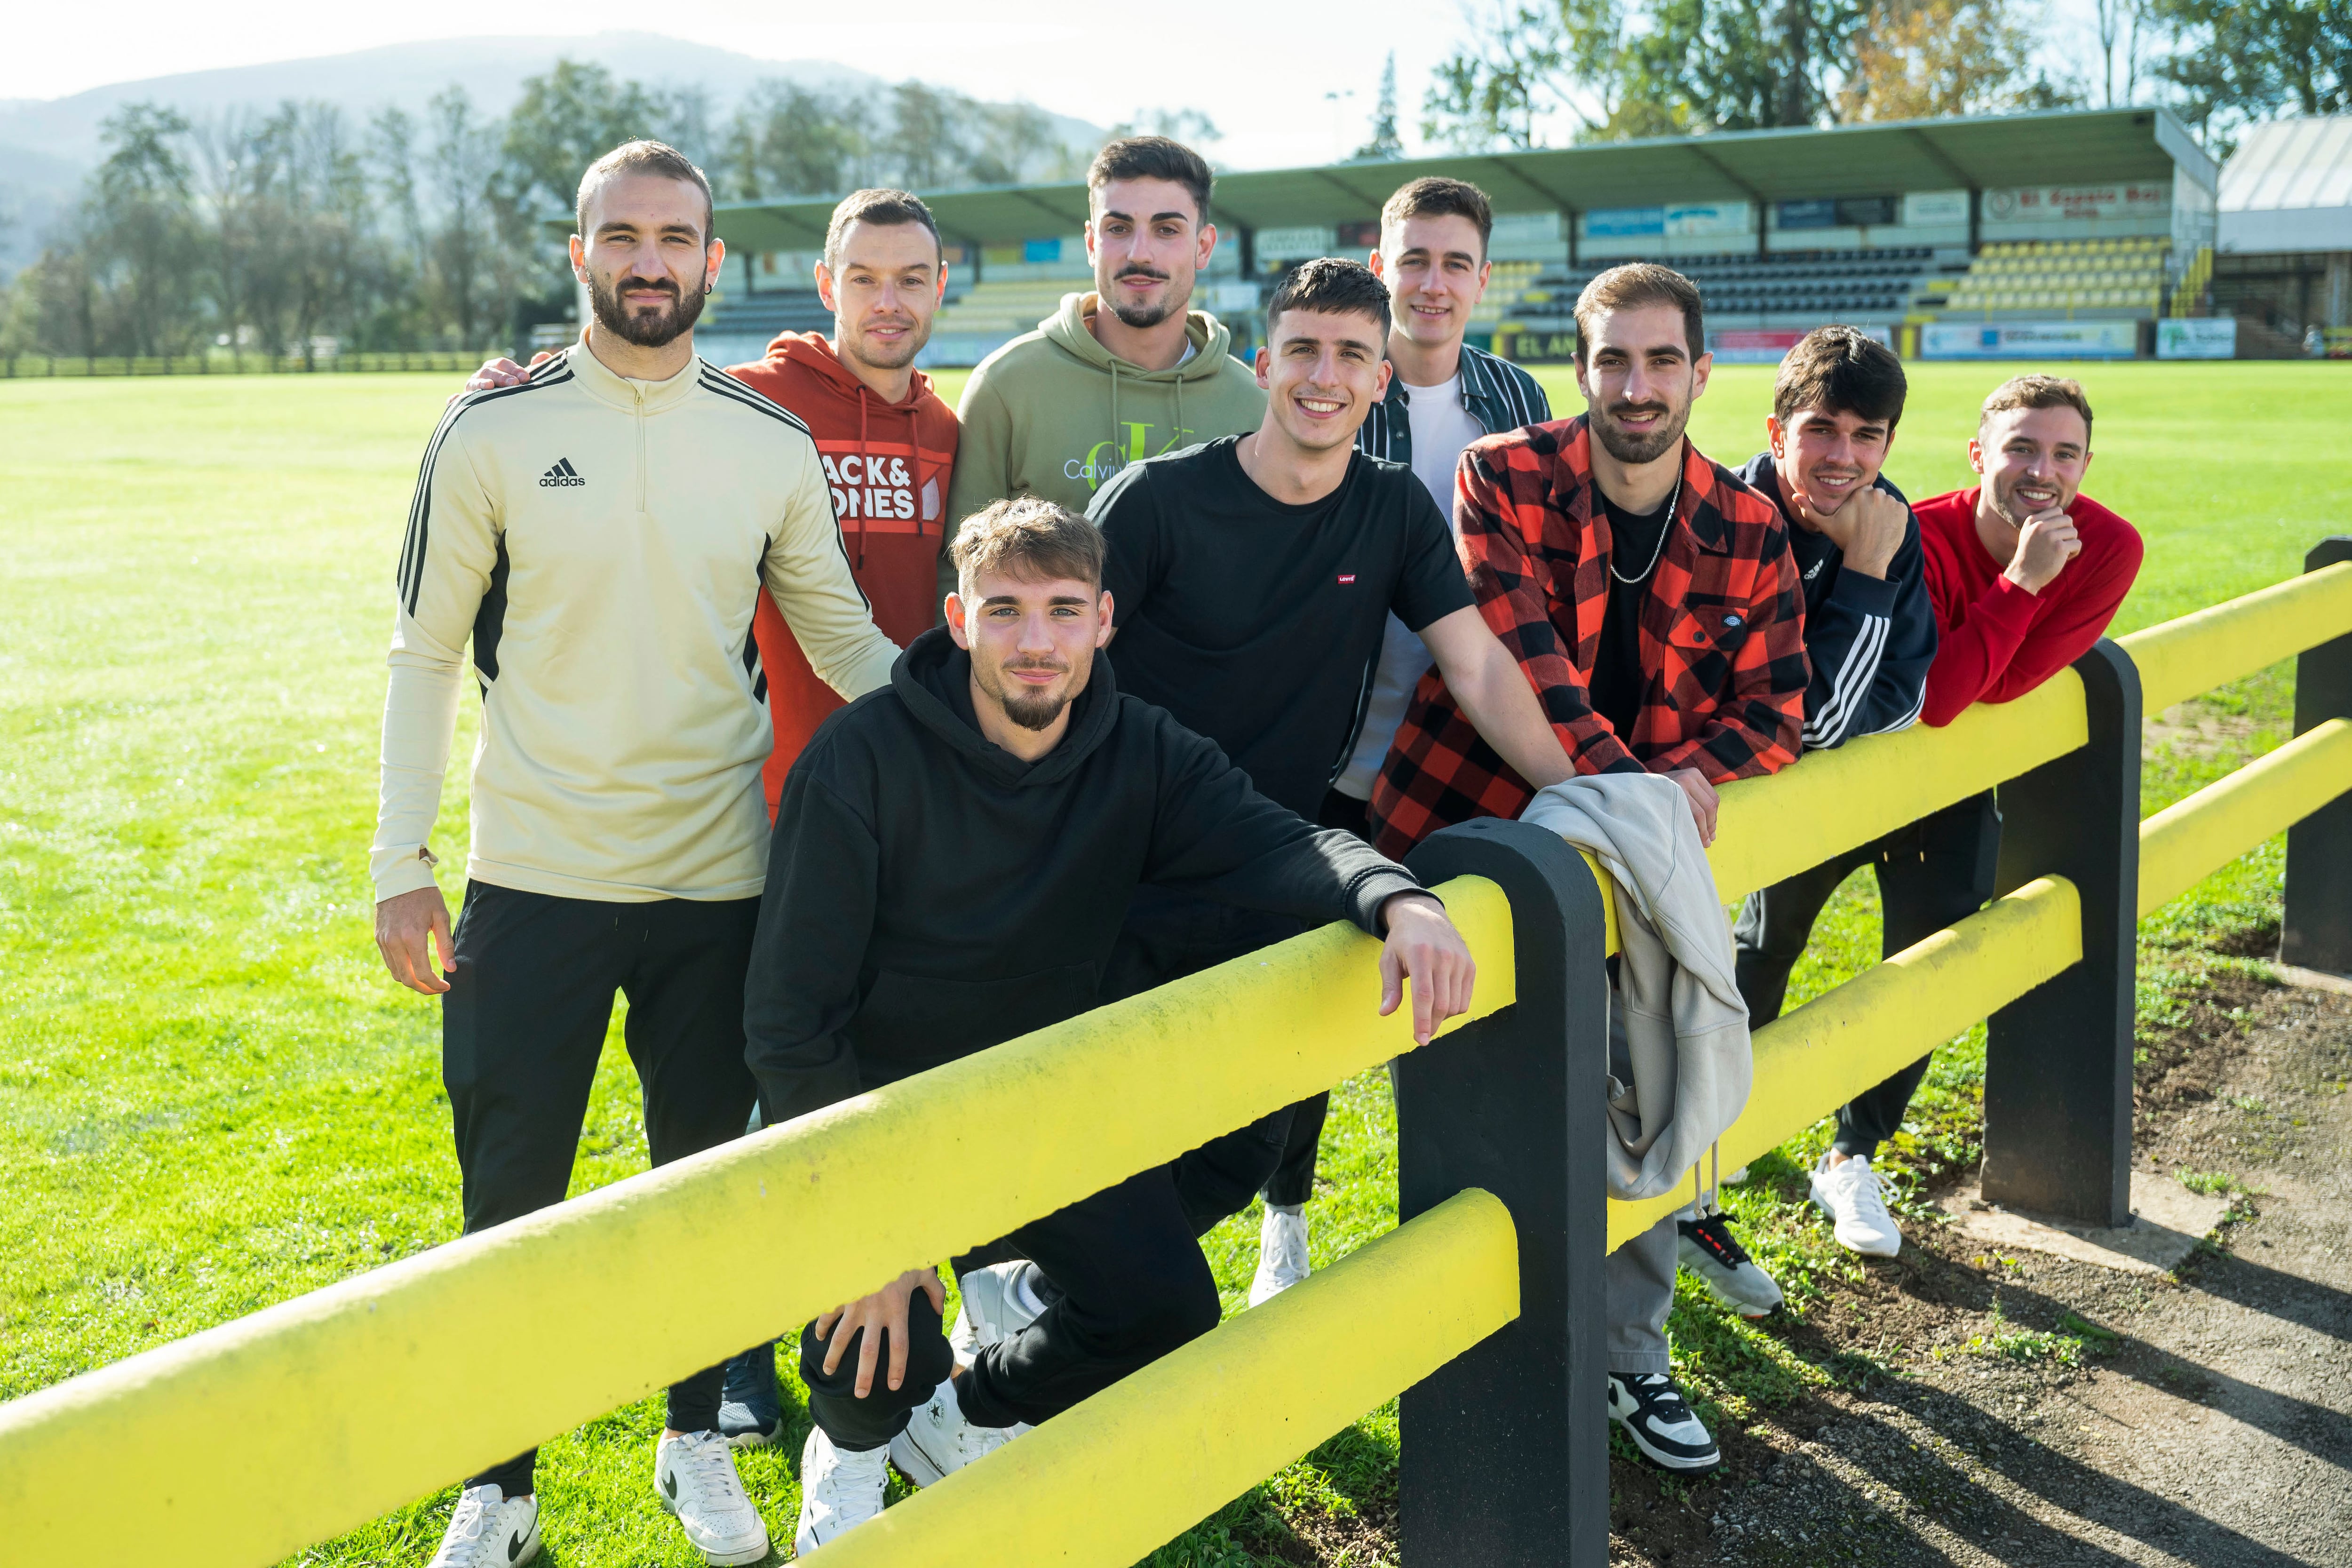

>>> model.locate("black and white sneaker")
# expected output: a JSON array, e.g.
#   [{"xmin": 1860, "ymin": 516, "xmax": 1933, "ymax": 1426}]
[
  {"xmin": 426, "ymin": 1483, "xmax": 540, "ymax": 1568},
  {"xmin": 1606, "ymin": 1372, "xmax": 1721, "ymax": 1471},
  {"xmin": 1677, "ymin": 1208, "xmax": 1785, "ymax": 1319},
  {"xmin": 717, "ymin": 1340, "xmax": 782, "ymax": 1447}
]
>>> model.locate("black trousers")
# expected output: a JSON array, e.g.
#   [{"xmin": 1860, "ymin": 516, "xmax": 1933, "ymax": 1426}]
[
  {"xmin": 445, "ymin": 881, "xmax": 762, "ymax": 1496},
  {"xmin": 1732, "ymin": 790, "xmax": 2002, "ymax": 1159},
  {"xmin": 801, "ymin": 1164, "xmax": 1220, "ymax": 1446}
]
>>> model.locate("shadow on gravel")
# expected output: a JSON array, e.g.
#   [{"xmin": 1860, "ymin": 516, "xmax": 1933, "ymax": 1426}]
[
  {"xmin": 1851, "ymin": 1387, "xmax": 2316, "ymax": 1568},
  {"xmin": 1967, "ymin": 1277, "xmax": 2352, "ymax": 1469},
  {"xmin": 2175, "ymin": 1248, "xmax": 2352, "ymax": 1345}
]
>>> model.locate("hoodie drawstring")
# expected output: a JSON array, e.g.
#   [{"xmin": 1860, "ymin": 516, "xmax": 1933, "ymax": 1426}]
[{"xmin": 853, "ymin": 387, "xmax": 871, "ymax": 570}]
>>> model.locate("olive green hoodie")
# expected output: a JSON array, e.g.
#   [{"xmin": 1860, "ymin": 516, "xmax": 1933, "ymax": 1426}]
[{"xmin": 941, "ymin": 290, "xmax": 1266, "ymax": 599}]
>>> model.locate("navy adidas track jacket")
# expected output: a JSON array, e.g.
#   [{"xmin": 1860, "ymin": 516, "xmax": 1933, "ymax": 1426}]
[{"xmin": 1735, "ymin": 452, "xmax": 1936, "ymax": 751}]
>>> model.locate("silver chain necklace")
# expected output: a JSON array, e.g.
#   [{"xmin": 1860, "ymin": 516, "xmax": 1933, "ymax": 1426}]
[{"xmin": 1609, "ymin": 468, "xmax": 1683, "ymax": 585}]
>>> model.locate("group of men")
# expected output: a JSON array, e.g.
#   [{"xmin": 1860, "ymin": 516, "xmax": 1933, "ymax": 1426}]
[{"xmin": 373, "ymin": 131, "xmax": 2142, "ymax": 1567}]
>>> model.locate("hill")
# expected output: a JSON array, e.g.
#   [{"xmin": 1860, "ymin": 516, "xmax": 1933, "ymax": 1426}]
[{"xmin": 0, "ymin": 32, "xmax": 1104, "ymax": 275}]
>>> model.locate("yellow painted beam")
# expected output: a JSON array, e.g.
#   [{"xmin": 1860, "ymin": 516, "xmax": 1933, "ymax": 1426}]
[
  {"xmin": 2119, "ymin": 562, "xmax": 2352, "ymax": 717},
  {"xmin": 1708, "ymin": 674, "xmax": 2086, "ymax": 903},
  {"xmin": 2137, "ymin": 718, "xmax": 2352, "ymax": 916},
  {"xmin": 0, "ymin": 880, "xmax": 1516, "ymax": 1568},
  {"xmin": 1605, "ymin": 876, "xmax": 2083, "ymax": 1251},
  {"xmin": 802, "ymin": 1188, "xmax": 1520, "ymax": 1568}
]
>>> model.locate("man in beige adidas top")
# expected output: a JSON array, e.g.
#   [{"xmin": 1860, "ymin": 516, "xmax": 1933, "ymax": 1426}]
[{"xmin": 371, "ymin": 140, "xmax": 895, "ymax": 1568}]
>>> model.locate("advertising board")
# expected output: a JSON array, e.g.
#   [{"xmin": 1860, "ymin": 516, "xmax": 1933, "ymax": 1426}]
[
  {"xmin": 1666, "ymin": 202, "xmax": 1749, "ymax": 237},
  {"xmin": 2156, "ymin": 318, "xmax": 2239, "ymax": 359},
  {"xmin": 1585, "ymin": 207, "xmax": 1666, "ymax": 238},
  {"xmin": 1708, "ymin": 325, "xmax": 1894, "ymax": 364},
  {"xmin": 1922, "ymin": 320, "xmax": 2141, "ymax": 359},
  {"xmin": 1983, "ymin": 184, "xmax": 2169, "ymax": 223}
]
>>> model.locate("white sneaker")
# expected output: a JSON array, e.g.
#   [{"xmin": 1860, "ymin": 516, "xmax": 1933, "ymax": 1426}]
[
  {"xmin": 1676, "ymin": 1207, "xmax": 1785, "ymax": 1318},
  {"xmin": 1811, "ymin": 1152, "xmax": 1902, "ymax": 1257},
  {"xmin": 1605, "ymin": 1371, "xmax": 1722, "ymax": 1471},
  {"xmin": 795, "ymin": 1425, "xmax": 890, "ymax": 1555},
  {"xmin": 889, "ymin": 1376, "xmax": 1024, "ymax": 1486},
  {"xmin": 1248, "ymin": 1204, "xmax": 1311, "ymax": 1307},
  {"xmin": 948, "ymin": 1260, "xmax": 1046, "ymax": 1361},
  {"xmin": 653, "ymin": 1431, "xmax": 770, "ymax": 1566},
  {"xmin": 427, "ymin": 1484, "xmax": 540, "ymax": 1568}
]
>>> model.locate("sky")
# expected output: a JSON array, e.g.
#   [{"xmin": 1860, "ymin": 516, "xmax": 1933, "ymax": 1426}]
[{"xmin": 8, "ymin": 0, "xmax": 2115, "ymax": 172}]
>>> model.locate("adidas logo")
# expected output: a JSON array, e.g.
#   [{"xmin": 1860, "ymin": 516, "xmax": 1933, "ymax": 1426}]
[{"xmin": 539, "ymin": 458, "xmax": 585, "ymax": 488}]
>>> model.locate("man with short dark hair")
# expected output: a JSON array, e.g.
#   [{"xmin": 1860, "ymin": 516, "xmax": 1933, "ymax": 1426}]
[
  {"xmin": 753, "ymin": 496, "xmax": 1478, "ymax": 1553},
  {"xmin": 940, "ymin": 135, "xmax": 1265, "ymax": 573},
  {"xmin": 1776, "ymin": 373, "xmax": 2140, "ymax": 1260},
  {"xmin": 1224, "ymin": 175, "xmax": 1554, "ymax": 1297},
  {"xmin": 378, "ymin": 140, "xmax": 901, "ymax": 1568},
  {"xmin": 1676, "ymin": 325, "xmax": 1939, "ymax": 1316},
  {"xmin": 1373, "ymin": 262, "xmax": 1807, "ymax": 1475},
  {"xmin": 1089, "ymin": 258, "xmax": 1575, "ymax": 1275}
]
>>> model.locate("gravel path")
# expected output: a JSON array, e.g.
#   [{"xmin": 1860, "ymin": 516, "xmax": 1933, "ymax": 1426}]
[{"xmin": 1665, "ymin": 975, "xmax": 2352, "ymax": 1568}]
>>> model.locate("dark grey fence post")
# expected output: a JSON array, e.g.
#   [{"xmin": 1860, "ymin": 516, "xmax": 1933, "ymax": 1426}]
[
  {"xmin": 1984, "ymin": 637, "xmax": 2141, "ymax": 1226},
  {"xmin": 1398, "ymin": 818, "xmax": 1610, "ymax": 1568},
  {"xmin": 2283, "ymin": 536, "xmax": 2352, "ymax": 976}
]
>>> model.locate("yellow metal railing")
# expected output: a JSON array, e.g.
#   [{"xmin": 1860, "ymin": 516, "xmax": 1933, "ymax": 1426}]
[
  {"xmin": 805, "ymin": 1189, "xmax": 1519, "ymax": 1565},
  {"xmin": 3, "ymin": 557, "xmax": 2351, "ymax": 1568}
]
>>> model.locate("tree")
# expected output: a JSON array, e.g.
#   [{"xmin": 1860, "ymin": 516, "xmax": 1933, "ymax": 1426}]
[
  {"xmin": 427, "ymin": 88, "xmax": 506, "ymax": 349},
  {"xmin": 87, "ymin": 103, "xmax": 201, "ymax": 356},
  {"xmin": 2149, "ymin": 0, "xmax": 2350, "ymax": 149},
  {"xmin": 1354, "ymin": 52, "xmax": 1407, "ymax": 159},
  {"xmin": 1840, "ymin": 0, "xmax": 2084, "ymax": 119},
  {"xmin": 1421, "ymin": 0, "xmax": 1859, "ymax": 147}
]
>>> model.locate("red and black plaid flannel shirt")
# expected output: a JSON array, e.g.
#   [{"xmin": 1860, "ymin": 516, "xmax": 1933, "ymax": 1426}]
[{"xmin": 1368, "ymin": 416, "xmax": 1808, "ymax": 857}]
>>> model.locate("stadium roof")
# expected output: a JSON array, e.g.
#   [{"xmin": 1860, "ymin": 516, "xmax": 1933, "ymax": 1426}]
[
  {"xmin": 709, "ymin": 106, "xmax": 2217, "ymax": 253},
  {"xmin": 2217, "ymin": 115, "xmax": 2352, "ymax": 252}
]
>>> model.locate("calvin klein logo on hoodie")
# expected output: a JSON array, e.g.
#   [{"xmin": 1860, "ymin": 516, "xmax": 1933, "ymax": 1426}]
[
  {"xmin": 1065, "ymin": 422, "xmax": 1197, "ymax": 490},
  {"xmin": 820, "ymin": 453, "xmax": 938, "ymax": 523}
]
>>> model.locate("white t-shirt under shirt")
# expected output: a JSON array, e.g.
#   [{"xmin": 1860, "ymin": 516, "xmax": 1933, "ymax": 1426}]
[{"xmin": 1334, "ymin": 374, "xmax": 1487, "ymax": 799}]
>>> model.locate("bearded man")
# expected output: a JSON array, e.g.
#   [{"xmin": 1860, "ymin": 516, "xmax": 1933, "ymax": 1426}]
[
  {"xmin": 372, "ymin": 139, "xmax": 899, "ymax": 1568},
  {"xmin": 1370, "ymin": 262, "xmax": 1807, "ymax": 1476}
]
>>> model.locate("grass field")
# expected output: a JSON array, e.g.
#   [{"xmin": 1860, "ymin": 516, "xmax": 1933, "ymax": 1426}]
[{"xmin": 0, "ymin": 360, "xmax": 2344, "ymax": 1566}]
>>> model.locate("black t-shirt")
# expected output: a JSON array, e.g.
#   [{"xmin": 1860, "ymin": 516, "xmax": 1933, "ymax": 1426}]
[
  {"xmin": 1093, "ymin": 435, "xmax": 1475, "ymax": 818},
  {"xmin": 1592, "ymin": 490, "xmax": 1675, "ymax": 743}
]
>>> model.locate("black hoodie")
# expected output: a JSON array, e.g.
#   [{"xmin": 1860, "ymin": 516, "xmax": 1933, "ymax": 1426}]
[
  {"xmin": 1734, "ymin": 452, "xmax": 1937, "ymax": 751},
  {"xmin": 744, "ymin": 626, "xmax": 1425, "ymax": 1125}
]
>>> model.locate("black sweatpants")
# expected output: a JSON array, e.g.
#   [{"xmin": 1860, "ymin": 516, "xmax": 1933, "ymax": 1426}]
[
  {"xmin": 445, "ymin": 881, "xmax": 762, "ymax": 1496},
  {"xmin": 801, "ymin": 1164, "xmax": 1220, "ymax": 1445},
  {"xmin": 1732, "ymin": 791, "xmax": 2002, "ymax": 1158}
]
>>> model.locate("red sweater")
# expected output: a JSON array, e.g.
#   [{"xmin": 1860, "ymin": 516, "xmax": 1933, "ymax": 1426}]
[
  {"xmin": 1915, "ymin": 487, "xmax": 2143, "ymax": 726},
  {"xmin": 727, "ymin": 333, "xmax": 958, "ymax": 816}
]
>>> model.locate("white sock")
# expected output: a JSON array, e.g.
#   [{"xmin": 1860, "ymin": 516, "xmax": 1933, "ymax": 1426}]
[
  {"xmin": 1267, "ymin": 1202, "xmax": 1303, "ymax": 1218},
  {"xmin": 1008, "ymin": 1266, "xmax": 1049, "ymax": 1318}
]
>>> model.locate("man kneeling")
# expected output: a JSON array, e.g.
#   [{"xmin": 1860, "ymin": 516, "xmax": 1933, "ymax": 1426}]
[{"xmin": 743, "ymin": 496, "xmax": 1476, "ymax": 1553}]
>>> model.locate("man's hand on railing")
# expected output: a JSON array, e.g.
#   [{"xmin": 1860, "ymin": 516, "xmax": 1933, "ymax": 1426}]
[
  {"xmin": 1666, "ymin": 767, "xmax": 1719, "ymax": 847},
  {"xmin": 814, "ymin": 1267, "xmax": 947, "ymax": 1400},
  {"xmin": 2004, "ymin": 509, "xmax": 2082, "ymax": 596},
  {"xmin": 443, "ymin": 352, "xmax": 551, "ymax": 405},
  {"xmin": 375, "ymin": 885, "xmax": 453, "ymax": 995},
  {"xmin": 1377, "ymin": 893, "xmax": 1477, "ymax": 1046}
]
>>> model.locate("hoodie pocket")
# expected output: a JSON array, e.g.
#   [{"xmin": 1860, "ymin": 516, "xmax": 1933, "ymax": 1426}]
[{"xmin": 853, "ymin": 962, "xmax": 1101, "ymax": 1072}]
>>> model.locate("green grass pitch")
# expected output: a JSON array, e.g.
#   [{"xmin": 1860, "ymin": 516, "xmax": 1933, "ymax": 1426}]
[{"xmin": 0, "ymin": 361, "xmax": 2344, "ymax": 1565}]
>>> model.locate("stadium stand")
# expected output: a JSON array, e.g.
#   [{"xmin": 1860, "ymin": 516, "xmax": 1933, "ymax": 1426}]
[
  {"xmin": 1933, "ymin": 237, "xmax": 2170, "ymax": 317},
  {"xmin": 676, "ymin": 107, "xmax": 2221, "ymax": 365},
  {"xmin": 2212, "ymin": 114, "xmax": 2352, "ymax": 358}
]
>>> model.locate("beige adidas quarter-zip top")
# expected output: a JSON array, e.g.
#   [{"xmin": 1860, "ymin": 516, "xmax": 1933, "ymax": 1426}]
[{"xmin": 371, "ymin": 342, "xmax": 900, "ymax": 905}]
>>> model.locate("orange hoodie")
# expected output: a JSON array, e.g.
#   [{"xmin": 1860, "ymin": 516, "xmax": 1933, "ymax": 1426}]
[{"xmin": 727, "ymin": 332, "xmax": 958, "ymax": 817}]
